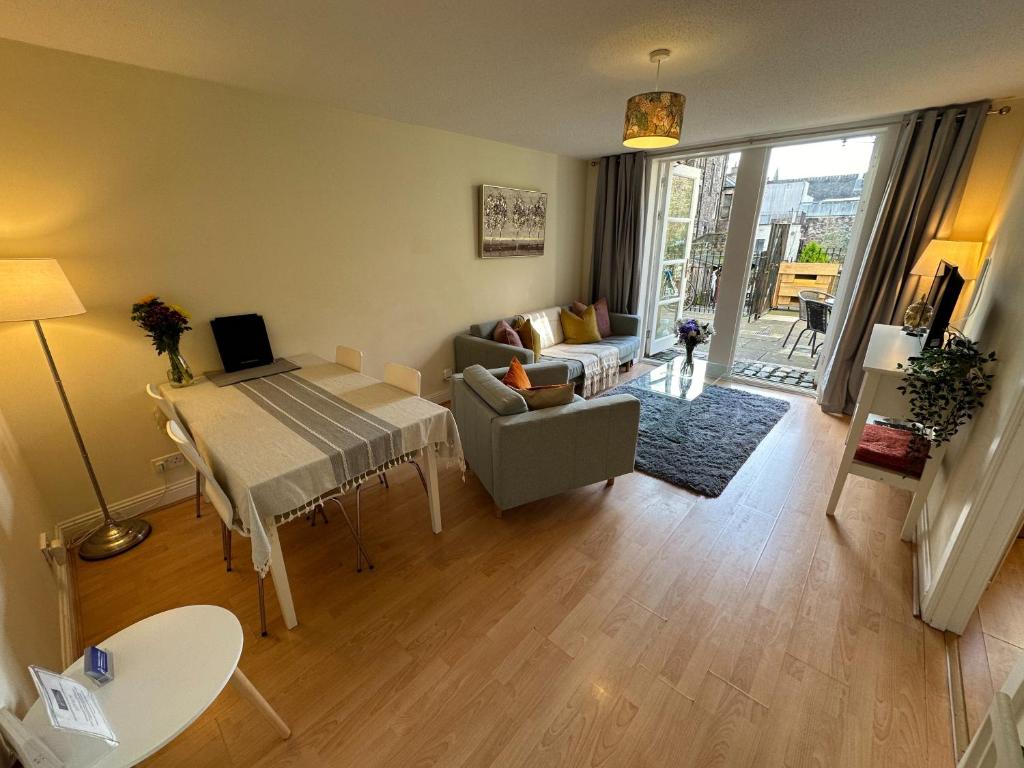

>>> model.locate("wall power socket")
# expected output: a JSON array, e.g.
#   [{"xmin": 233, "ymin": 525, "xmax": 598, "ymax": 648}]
[{"xmin": 152, "ymin": 453, "xmax": 186, "ymax": 473}]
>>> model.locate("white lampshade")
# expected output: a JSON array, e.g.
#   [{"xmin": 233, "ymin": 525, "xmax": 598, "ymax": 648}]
[
  {"xmin": 911, "ymin": 239, "xmax": 984, "ymax": 280},
  {"xmin": 0, "ymin": 259, "xmax": 85, "ymax": 322}
]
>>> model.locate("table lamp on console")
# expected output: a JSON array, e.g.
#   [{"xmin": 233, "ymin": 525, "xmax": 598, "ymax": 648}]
[
  {"xmin": 0, "ymin": 259, "xmax": 151, "ymax": 560},
  {"xmin": 904, "ymin": 238, "xmax": 983, "ymax": 332}
]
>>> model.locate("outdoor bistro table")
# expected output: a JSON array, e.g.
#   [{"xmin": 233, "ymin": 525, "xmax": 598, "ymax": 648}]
[{"xmin": 161, "ymin": 353, "xmax": 463, "ymax": 630}]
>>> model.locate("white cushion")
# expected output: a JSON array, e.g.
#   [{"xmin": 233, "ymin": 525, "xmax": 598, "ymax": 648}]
[{"xmin": 520, "ymin": 307, "xmax": 564, "ymax": 348}]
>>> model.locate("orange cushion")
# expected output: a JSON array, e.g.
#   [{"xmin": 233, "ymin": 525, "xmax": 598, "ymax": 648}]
[
  {"xmin": 854, "ymin": 424, "xmax": 929, "ymax": 478},
  {"xmin": 501, "ymin": 357, "xmax": 532, "ymax": 389}
]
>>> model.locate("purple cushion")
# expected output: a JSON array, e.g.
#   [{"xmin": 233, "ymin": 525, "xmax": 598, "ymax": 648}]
[
  {"xmin": 493, "ymin": 319, "xmax": 524, "ymax": 348},
  {"xmin": 571, "ymin": 297, "xmax": 612, "ymax": 338}
]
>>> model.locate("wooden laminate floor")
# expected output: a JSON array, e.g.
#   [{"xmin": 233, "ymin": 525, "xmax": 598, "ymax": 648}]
[
  {"xmin": 74, "ymin": 383, "xmax": 954, "ymax": 767},
  {"xmin": 960, "ymin": 538, "xmax": 1024, "ymax": 738}
]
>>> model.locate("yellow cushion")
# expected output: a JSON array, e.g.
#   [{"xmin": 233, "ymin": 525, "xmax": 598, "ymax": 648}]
[
  {"xmin": 513, "ymin": 317, "xmax": 543, "ymax": 359},
  {"xmin": 560, "ymin": 306, "xmax": 601, "ymax": 344}
]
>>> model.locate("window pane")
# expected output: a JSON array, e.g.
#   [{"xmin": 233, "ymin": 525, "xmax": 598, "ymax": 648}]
[
  {"xmin": 656, "ymin": 302, "xmax": 679, "ymax": 338},
  {"xmin": 667, "ymin": 175, "xmax": 695, "ymax": 218},
  {"xmin": 664, "ymin": 221, "xmax": 690, "ymax": 260},
  {"xmin": 659, "ymin": 263, "xmax": 684, "ymax": 300}
]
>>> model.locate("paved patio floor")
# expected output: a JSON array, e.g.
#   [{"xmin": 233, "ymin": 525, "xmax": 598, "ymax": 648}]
[{"xmin": 652, "ymin": 309, "xmax": 825, "ymax": 392}]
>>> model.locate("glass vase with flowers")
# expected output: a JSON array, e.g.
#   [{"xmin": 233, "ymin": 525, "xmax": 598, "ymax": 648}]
[
  {"xmin": 131, "ymin": 296, "xmax": 194, "ymax": 387},
  {"xmin": 675, "ymin": 318, "xmax": 715, "ymax": 373}
]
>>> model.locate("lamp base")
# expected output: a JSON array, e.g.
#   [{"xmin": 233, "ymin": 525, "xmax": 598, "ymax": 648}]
[{"xmin": 78, "ymin": 517, "xmax": 152, "ymax": 561}]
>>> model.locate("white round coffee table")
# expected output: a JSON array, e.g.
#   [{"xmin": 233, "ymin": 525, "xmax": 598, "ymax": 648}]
[{"xmin": 22, "ymin": 605, "xmax": 289, "ymax": 767}]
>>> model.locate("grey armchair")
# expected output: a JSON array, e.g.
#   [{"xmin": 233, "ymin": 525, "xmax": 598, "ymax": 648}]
[{"xmin": 451, "ymin": 362, "xmax": 640, "ymax": 514}]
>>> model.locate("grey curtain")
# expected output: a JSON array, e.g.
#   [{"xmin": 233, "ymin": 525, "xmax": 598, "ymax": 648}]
[
  {"xmin": 819, "ymin": 101, "xmax": 989, "ymax": 414},
  {"xmin": 590, "ymin": 152, "xmax": 646, "ymax": 313}
]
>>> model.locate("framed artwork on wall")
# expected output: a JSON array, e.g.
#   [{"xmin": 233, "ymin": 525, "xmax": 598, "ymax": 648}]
[{"xmin": 480, "ymin": 185, "xmax": 547, "ymax": 258}]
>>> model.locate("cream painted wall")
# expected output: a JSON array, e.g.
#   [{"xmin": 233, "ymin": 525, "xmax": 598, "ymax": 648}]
[
  {"xmin": 924, "ymin": 100, "xmax": 1024, "ymax": 581},
  {"xmin": 0, "ymin": 39, "xmax": 589, "ymax": 526},
  {"xmin": 950, "ymin": 99, "xmax": 1024, "ymax": 241},
  {"xmin": 0, "ymin": 405, "xmax": 61, "ymax": 718}
]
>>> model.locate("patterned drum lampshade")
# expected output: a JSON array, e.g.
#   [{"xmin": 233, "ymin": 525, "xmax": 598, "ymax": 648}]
[{"xmin": 622, "ymin": 91, "xmax": 685, "ymax": 149}]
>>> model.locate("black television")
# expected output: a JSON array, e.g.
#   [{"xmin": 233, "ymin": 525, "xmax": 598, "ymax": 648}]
[{"xmin": 924, "ymin": 263, "xmax": 964, "ymax": 349}]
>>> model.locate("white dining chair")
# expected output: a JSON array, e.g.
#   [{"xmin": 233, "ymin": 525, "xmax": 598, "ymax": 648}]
[
  {"xmin": 329, "ymin": 344, "xmax": 386, "ymax": 521},
  {"xmin": 338, "ymin": 359, "xmax": 417, "ymax": 493},
  {"xmin": 960, "ymin": 650, "xmax": 1024, "ymax": 768},
  {"xmin": 384, "ymin": 362, "xmax": 421, "ymax": 396},
  {"xmin": 349, "ymin": 362, "xmax": 429, "ymax": 572},
  {"xmin": 335, "ymin": 345, "xmax": 363, "ymax": 372},
  {"xmin": 166, "ymin": 419, "xmax": 274, "ymax": 635},
  {"xmin": 958, "ymin": 692, "xmax": 1024, "ymax": 768},
  {"xmin": 147, "ymin": 383, "xmax": 202, "ymax": 519},
  {"xmin": 167, "ymin": 420, "xmax": 373, "ymax": 633}
]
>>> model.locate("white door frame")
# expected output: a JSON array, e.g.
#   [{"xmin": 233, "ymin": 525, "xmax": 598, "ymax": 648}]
[
  {"xmin": 647, "ymin": 164, "xmax": 703, "ymax": 354},
  {"xmin": 920, "ymin": 391, "xmax": 1024, "ymax": 633},
  {"xmin": 705, "ymin": 147, "xmax": 770, "ymax": 379}
]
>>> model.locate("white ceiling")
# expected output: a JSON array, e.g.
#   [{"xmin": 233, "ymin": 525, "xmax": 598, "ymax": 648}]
[{"xmin": 1, "ymin": 0, "xmax": 1023, "ymax": 158}]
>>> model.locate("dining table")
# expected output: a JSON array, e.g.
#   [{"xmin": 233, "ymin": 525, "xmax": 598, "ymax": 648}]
[{"xmin": 160, "ymin": 353, "xmax": 463, "ymax": 630}]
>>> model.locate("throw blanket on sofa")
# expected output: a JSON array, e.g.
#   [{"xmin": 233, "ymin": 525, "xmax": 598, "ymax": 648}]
[{"xmin": 543, "ymin": 343, "xmax": 620, "ymax": 397}]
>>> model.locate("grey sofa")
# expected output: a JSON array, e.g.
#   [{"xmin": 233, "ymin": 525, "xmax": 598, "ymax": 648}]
[
  {"xmin": 451, "ymin": 361, "xmax": 640, "ymax": 514},
  {"xmin": 453, "ymin": 305, "xmax": 642, "ymax": 384}
]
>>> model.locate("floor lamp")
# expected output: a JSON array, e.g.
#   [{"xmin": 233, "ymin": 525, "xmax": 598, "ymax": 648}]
[{"xmin": 0, "ymin": 259, "xmax": 151, "ymax": 560}]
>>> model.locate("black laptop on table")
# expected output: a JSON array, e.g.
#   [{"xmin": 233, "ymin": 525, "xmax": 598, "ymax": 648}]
[{"xmin": 207, "ymin": 314, "xmax": 298, "ymax": 386}]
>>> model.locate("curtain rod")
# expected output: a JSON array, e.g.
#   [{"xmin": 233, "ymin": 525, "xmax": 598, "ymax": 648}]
[
  {"xmin": 590, "ymin": 106, "xmax": 1012, "ymax": 165},
  {"xmin": 592, "ymin": 117, "xmax": 895, "ymax": 164},
  {"xmin": 911, "ymin": 105, "xmax": 1011, "ymax": 125}
]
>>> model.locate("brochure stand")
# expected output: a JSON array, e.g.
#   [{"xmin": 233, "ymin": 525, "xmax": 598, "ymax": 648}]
[{"xmin": 2, "ymin": 667, "xmax": 119, "ymax": 768}]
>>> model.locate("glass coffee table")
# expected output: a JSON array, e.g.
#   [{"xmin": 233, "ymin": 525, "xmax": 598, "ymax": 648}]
[{"xmin": 639, "ymin": 356, "xmax": 719, "ymax": 401}]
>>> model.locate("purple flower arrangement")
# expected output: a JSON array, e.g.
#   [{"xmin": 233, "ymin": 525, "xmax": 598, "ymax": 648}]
[
  {"xmin": 131, "ymin": 295, "xmax": 192, "ymax": 355},
  {"xmin": 131, "ymin": 295, "xmax": 194, "ymax": 386},
  {"xmin": 676, "ymin": 318, "xmax": 715, "ymax": 347}
]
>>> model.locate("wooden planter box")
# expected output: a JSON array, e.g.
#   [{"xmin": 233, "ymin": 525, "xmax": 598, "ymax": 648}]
[{"xmin": 773, "ymin": 262, "xmax": 841, "ymax": 311}]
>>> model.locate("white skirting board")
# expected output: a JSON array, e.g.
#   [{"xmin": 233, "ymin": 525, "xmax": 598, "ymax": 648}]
[
  {"xmin": 52, "ymin": 529, "xmax": 78, "ymax": 670},
  {"xmin": 55, "ymin": 475, "xmax": 197, "ymax": 544},
  {"xmin": 424, "ymin": 387, "xmax": 450, "ymax": 404}
]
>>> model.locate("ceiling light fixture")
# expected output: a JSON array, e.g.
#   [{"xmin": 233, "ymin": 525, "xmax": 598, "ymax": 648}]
[{"xmin": 622, "ymin": 49, "xmax": 685, "ymax": 150}]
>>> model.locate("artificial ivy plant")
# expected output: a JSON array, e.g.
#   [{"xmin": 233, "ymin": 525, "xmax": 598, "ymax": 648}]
[{"xmin": 896, "ymin": 331, "xmax": 996, "ymax": 447}]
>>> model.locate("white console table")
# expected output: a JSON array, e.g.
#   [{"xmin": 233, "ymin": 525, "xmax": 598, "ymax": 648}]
[{"xmin": 825, "ymin": 324, "xmax": 944, "ymax": 540}]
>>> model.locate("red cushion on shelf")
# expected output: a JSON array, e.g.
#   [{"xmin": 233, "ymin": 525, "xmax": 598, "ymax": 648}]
[{"xmin": 854, "ymin": 424, "xmax": 929, "ymax": 478}]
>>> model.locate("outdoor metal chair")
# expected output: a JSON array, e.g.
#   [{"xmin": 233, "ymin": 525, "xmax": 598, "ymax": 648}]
[
  {"xmin": 782, "ymin": 289, "xmax": 834, "ymax": 348},
  {"xmin": 788, "ymin": 297, "xmax": 831, "ymax": 368}
]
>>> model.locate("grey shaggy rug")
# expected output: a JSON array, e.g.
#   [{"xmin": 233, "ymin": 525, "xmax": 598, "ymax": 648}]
[{"xmin": 603, "ymin": 380, "xmax": 790, "ymax": 497}]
